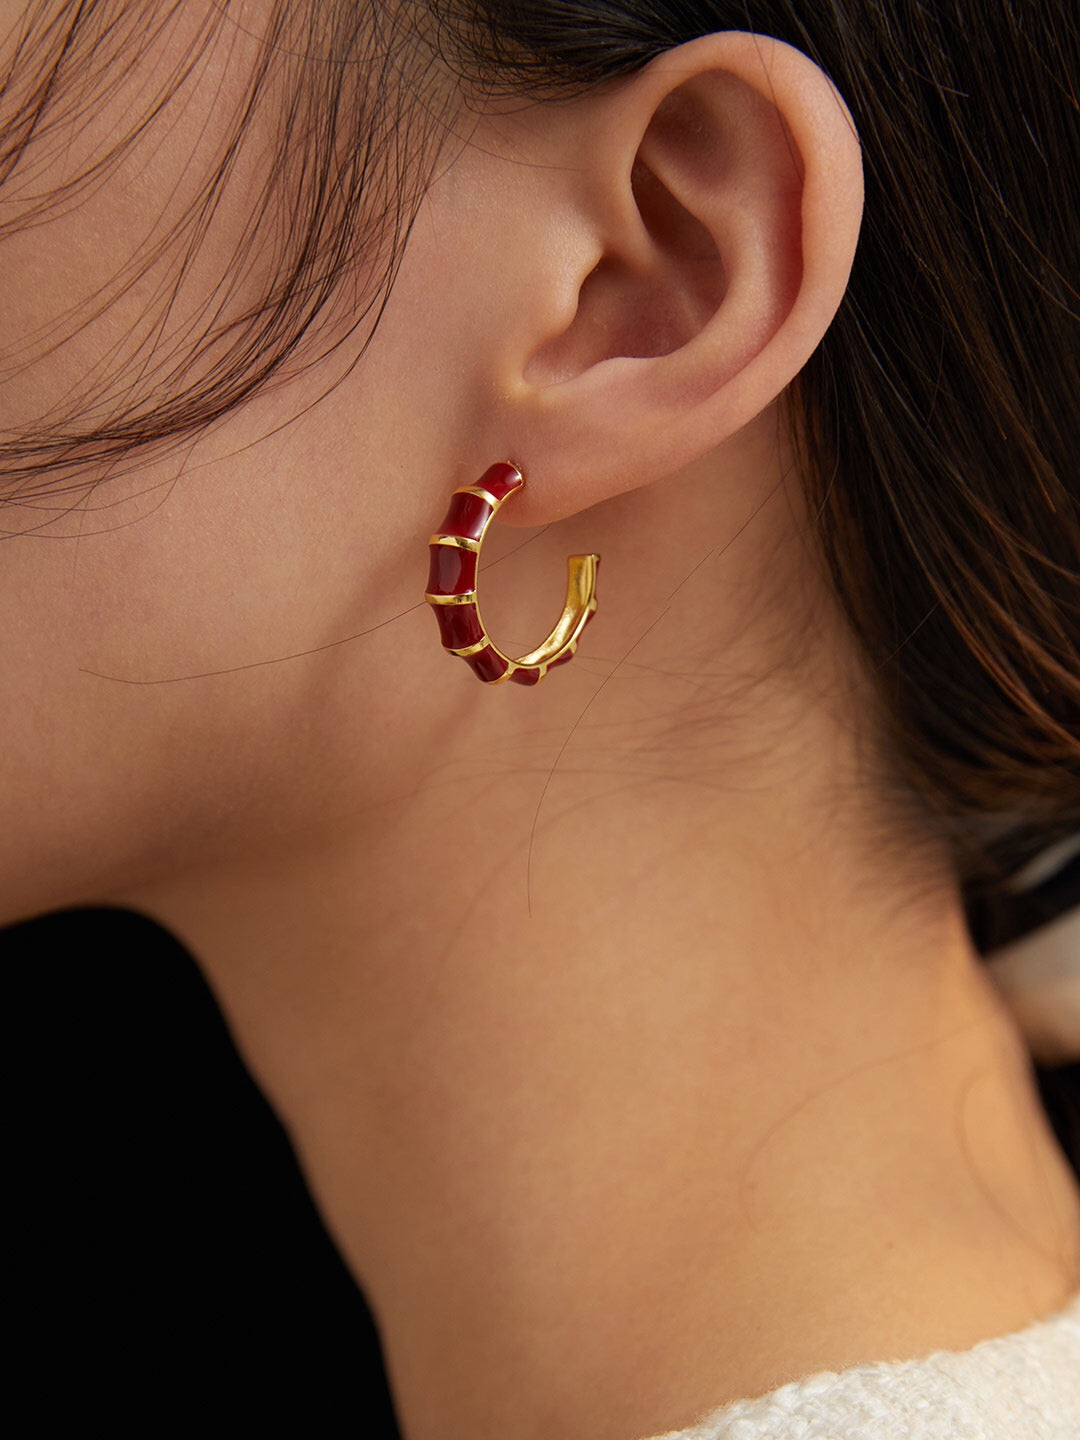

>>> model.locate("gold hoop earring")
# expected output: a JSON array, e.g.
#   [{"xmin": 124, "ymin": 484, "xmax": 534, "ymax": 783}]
[{"xmin": 425, "ymin": 462, "xmax": 599, "ymax": 686}]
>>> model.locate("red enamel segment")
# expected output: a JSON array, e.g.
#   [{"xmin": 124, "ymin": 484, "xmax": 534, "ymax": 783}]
[
  {"xmin": 433, "ymin": 603, "xmax": 483, "ymax": 652},
  {"xmin": 476, "ymin": 462, "xmax": 524, "ymax": 502},
  {"xmin": 438, "ymin": 492, "xmax": 493, "ymax": 541},
  {"xmin": 465, "ymin": 647, "xmax": 509, "ymax": 683},
  {"xmin": 427, "ymin": 544, "xmax": 477, "ymax": 596},
  {"xmin": 509, "ymin": 666, "xmax": 542, "ymax": 686}
]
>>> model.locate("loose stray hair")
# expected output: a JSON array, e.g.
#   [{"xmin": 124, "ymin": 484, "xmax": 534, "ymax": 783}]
[{"xmin": 0, "ymin": 1, "xmax": 453, "ymax": 498}]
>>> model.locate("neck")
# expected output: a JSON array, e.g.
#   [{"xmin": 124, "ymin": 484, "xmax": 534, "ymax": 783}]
[{"xmin": 126, "ymin": 627, "xmax": 1080, "ymax": 1440}]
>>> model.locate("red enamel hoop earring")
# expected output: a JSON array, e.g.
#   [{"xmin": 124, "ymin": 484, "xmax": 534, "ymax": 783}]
[{"xmin": 425, "ymin": 462, "xmax": 600, "ymax": 686}]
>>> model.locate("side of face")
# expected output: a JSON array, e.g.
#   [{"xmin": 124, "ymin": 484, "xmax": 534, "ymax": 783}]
[{"xmin": 0, "ymin": 8, "xmax": 866, "ymax": 923}]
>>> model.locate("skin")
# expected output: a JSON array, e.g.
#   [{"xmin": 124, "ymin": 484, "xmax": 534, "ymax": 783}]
[{"xmin": 2, "ymin": 8, "xmax": 1079, "ymax": 1439}]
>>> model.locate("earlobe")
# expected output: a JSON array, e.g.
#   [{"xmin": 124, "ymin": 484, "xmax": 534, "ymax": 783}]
[{"xmin": 494, "ymin": 33, "xmax": 863, "ymax": 525}]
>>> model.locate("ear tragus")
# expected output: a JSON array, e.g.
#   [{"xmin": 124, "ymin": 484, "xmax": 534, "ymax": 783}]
[{"xmin": 524, "ymin": 148, "xmax": 727, "ymax": 386}]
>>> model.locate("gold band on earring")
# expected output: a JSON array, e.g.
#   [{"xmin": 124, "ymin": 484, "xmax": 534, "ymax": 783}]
[{"xmin": 425, "ymin": 462, "xmax": 599, "ymax": 685}]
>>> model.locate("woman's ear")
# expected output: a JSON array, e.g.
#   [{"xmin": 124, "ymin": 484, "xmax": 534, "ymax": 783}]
[{"xmin": 455, "ymin": 32, "xmax": 863, "ymax": 524}]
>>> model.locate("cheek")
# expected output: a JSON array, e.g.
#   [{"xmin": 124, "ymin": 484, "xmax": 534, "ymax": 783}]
[
  {"xmin": 1, "ymin": 145, "xmax": 510, "ymax": 908},
  {"xmin": 26, "ymin": 353, "xmax": 459, "ymax": 869}
]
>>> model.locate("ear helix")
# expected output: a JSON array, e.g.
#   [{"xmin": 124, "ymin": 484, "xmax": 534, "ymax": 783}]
[{"xmin": 425, "ymin": 462, "xmax": 599, "ymax": 685}]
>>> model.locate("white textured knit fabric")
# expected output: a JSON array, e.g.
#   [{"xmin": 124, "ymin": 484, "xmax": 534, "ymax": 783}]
[{"xmin": 643, "ymin": 1292, "xmax": 1080, "ymax": 1439}]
